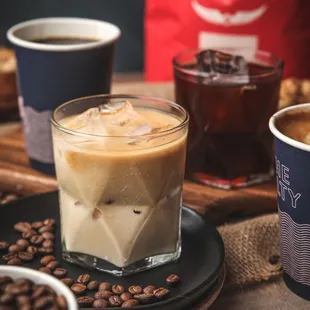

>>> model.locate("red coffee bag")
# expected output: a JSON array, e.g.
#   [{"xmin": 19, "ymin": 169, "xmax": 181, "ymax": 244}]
[{"xmin": 145, "ymin": 0, "xmax": 310, "ymax": 81}]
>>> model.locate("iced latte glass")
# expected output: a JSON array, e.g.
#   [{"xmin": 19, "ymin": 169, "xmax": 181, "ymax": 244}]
[{"xmin": 51, "ymin": 95, "xmax": 189, "ymax": 276}]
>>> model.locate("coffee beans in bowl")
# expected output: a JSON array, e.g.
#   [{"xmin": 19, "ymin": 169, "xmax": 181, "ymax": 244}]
[{"xmin": 0, "ymin": 266, "xmax": 77, "ymax": 309}]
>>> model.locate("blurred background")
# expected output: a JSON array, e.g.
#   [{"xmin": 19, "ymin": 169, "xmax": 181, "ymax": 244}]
[{"xmin": 0, "ymin": 0, "xmax": 144, "ymax": 73}]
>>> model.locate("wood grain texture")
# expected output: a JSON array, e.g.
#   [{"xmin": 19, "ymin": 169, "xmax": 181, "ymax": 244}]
[{"xmin": 0, "ymin": 128, "xmax": 278, "ymax": 224}]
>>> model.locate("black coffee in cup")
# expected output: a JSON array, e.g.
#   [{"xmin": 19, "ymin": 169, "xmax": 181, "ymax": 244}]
[{"xmin": 32, "ymin": 37, "xmax": 98, "ymax": 45}]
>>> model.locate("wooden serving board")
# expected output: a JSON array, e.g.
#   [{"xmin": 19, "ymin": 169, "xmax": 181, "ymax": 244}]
[{"xmin": 0, "ymin": 126, "xmax": 278, "ymax": 225}]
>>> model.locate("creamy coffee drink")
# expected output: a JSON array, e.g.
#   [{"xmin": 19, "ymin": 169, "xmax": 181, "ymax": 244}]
[
  {"xmin": 52, "ymin": 98, "xmax": 188, "ymax": 274},
  {"xmin": 276, "ymin": 111, "xmax": 310, "ymax": 144}
]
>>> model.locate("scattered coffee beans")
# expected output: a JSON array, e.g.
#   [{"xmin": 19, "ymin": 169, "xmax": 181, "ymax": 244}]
[
  {"xmin": 0, "ymin": 218, "xmax": 181, "ymax": 308},
  {"xmin": 133, "ymin": 293, "xmax": 154, "ymax": 304},
  {"xmin": 166, "ymin": 274, "xmax": 180, "ymax": 286},
  {"xmin": 94, "ymin": 290, "xmax": 113, "ymax": 300},
  {"xmin": 128, "ymin": 285, "xmax": 142, "ymax": 295},
  {"xmin": 39, "ymin": 267, "xmax": 52, "ymax": 275},
  {"xmin": 14, "ymin": 222, "xmax": 32, "ymax": 233},
  {"xmin": 61, "ymin": 278, "xmax": 74, "ymax": 287},
  {"xmin": 120, "ymin": 292, "xmax": 132, "ymax": 302},
  {"xmin": 77, "ymin": 274, "xmax": 90, "ymax": 284},
  {"xmin": 87, "ymin": 280, "xmax": 99, "ymax": 291},
  {"xmin": 53, "ymin": 268, "xmax": 68, "ymax": 279},
  {"xmin": 0, "ymin": 241, "xmax": 9, "ymax": 251},
  {"xmin": 154, "ymin": 287, "xmax": 170, "ymax": 300},
  {"xmin": 122, "ymin": 299, "xmax": 140, "ymax": 307},
  {"xmin": 40, "ymin": 255, "xmax": 56, "ymax": 266},
  {"xmin": 92, "ymin": 298, "xmax": 109, "ymax": 308},
  {"xmin": 17, "ymin": 252, "xmax": 34, "ymax": 262},
  {"xmin": 77, "ymin": 296, "xmax": 95, "ymax": 307},
  {"xmin": 99, "ymin": 282, "xmax": 112, "ymax": 291},
  {"xmin": 31, "ymin": 221, "xmax": 44, "ymax": 230},
  {"xmin": 8, "ymin": 244, "xmax": 24, "ymax": 253},
  {"xmin": 46, "ymin": 260, "xmax": 59, "ymax": 270},
  {"xmin": 109, "ymin": 295, "xmax": 123, "ymax": 307},
  {"xmin": 16, "ymin": 239, "xmax": 29, "ymax": 248},
  {"xmin": 143, "ymin": 285, "xmax": 156, "ymax": 294},
  {"xmin": 112, "ymin": 284, "xmax": 125, "ymax": 295},
  {"xmin": 71, "ymin": 283, "xmax": 86, "ymax": 295}
]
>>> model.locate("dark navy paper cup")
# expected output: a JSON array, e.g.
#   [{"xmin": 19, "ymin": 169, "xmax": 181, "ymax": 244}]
[
  {"xmin": 7, "ymin": 18, "xmax": 121, "ymax": 175},
  {"xmin": 269, "ymin": 103, "xmax": 310, "ymax": 300}
]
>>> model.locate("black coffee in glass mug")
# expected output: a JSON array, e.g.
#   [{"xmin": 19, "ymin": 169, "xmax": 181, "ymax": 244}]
[{"xmin": 173, "ymin": 49, "xmax": 283, "ymax": 189}]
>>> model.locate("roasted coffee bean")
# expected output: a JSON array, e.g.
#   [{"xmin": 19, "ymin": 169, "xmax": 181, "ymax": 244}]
[
  {"xmin": 2, "ymin": 253, "xmax": 17, "ymax": 262},
  {"xmin": 16, "ymin": 295, "xmax": 31, "ymax": 307},
  {"xmin": 0, "ymin": 293, "xmax": 14, "ymax": 305},
  {"xmin": 31, "ymin": 221, "xmax": 44, "ymax": 230},
  {"xmin": 38, "ymin": 247, "xmax": 53, "ymax": 255},
  {"xmin": 128, "ymin": 285, "xmax": 142, "ymax": 295},
  {"xmin": 92, "ymin": 298, "xmax": 109, "ymax": 308},
  {"xmin": 122, "ymin": 299, "xmax": 139, "ymax": 307},
  {"xmin": 53, "ymin": 268, "xmax": 68, "ymax": 279},
  {"xmin": 86, "ymin": 280, "xmax": 99, "ymax": 291},
  {"xmin": 112, "ymin": 284, "xmax": 125, "ymax": 295},
  {"xmin": 7, "ymin": 258, "xmax": 22, "ymax": 266},
  {"xmin": 43, "ymin": 219, "xmax": 55, "ymax": 226},
  {"xmin": 109, "ymin": 295, "xmax": 123, "ymax": 307},
  {"xmin": 153, "ymin": 287, "xmax": 170, "ymax": 300},
  {"xmin": 40, "ymin": 255, "xmax": 56, "ymax": 266},
  {"xmin": 17, "ymin": 252, "xmax": 34, "ymax": 262},
  {"xmin": 0, "ymin": 242, "xmax": 9, "ymax": 251},
  {"xmin": 77, "ymin": 296, "xmax": 94, "ymax": 307},
  {"xmin": 41, "ymin": 232, "xmax": 55, "ymax": 241},
  {"xmin": 120, "ymin": 292, "xmax": 132, "ymax": 302},
  {"xmin": 39, "ymin": 226, "xmax": 54, "ymax": 234},
  {"xmin": 42, "ymin": 240, "xmax": 54, "ymax": 249},
  {"xmin": 14, "ymin": 279, "xmax": 33, "ymax": 286},
  {"xmin": 71, "ymin": 283, "xmax": 86, "ymax": 295},
  {"xmin": 16, "ymin": 239, "xmax": 30, "ymax": 249},
  {"xmin": 39, "ymin": 267, "xmax": 52, "ymax": 275},
  {"xmin": 30, "ymin": 235, "xmax": 44, "ymax": 245},
  {"xmin": 133, "ymin": 293, "xmax": 154, "ymax": 304},
  {"xmin": 99, "ymin": 282, "xmax": 112, "ymax": 291},
  {"xmin": 14, "ymin": 222, "xmax": 32, "ymax": 233},
  {"xmin": 60, "ymin": 278, "xmax": 74, "ymax": 287},
  {"xmin": 77, "ymin": 274, "xmax": 90, "ymax": 284},
  {"xmin": 0, "ymin": 277, "xmax": 12, "ymax": 286},
  {"xmin": 26, "ymin": 246, "xmax": 38, "ymax": 255},
  {"xmin": 8, "ymin": 244, "xmax": 24, "ymax": 253},
  {"xmin": 46, "ymin": 261, "xmax": 59, "ymax": 271},
  {"xmin": 5, "ymin": 283, "xmax": 31, "ymax": 295},
  {"xmin": 32, "ymin": 285, "xmax": 48, "ymax": 299},
  {"xmin": 33, "ymin": 296, "xmax": 54, "ymax": 309},
  {"xmin": 56, "ymin": 295, "xmax": 68, "ymax": 309},
  {"xmin": 166, "ymin": 274, "xmax": 180, "ymax": 286},
  {"xmin": 22, "ymin": 230, "xmax": 36, "ymax": 239},
  {"xmin": 143, "ymin": 285, "xmax": 156, "ymax": 294},
  {"xmin": 94, "ymin": 290, "xmax": 113, "ymax": 300}
]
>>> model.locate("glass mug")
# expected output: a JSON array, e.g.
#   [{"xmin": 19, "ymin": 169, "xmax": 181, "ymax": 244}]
[
  {"xmin": 173, "ymin": 48, "xmax": 283, "ymax": 189},
  {"xmin": 51, "ymin": 95, "xmax": 189, "ymax": 276}
]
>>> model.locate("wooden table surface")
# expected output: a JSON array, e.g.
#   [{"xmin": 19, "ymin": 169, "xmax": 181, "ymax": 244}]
[{"xmin": 0, "ymin": 124, "xmax": 278, "ymax": 225}]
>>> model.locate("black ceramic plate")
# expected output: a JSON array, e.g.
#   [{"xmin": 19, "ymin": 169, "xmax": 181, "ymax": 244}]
[{"xmin": 0, "ymin": 192, "xmax": 225, "ymax": 309}]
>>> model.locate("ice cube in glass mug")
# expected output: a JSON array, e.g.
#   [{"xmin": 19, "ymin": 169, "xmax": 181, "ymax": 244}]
[
  {"xmin": 65, "ymin": 100, "xmax": 152, "ymax": 136},
  {"xmin": 196, "ymin": 49, "xmax": 249, "ymax": 84}
]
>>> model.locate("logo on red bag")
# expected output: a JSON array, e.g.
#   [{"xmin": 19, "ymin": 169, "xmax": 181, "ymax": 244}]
[{"xmin": 192, "ymin": 0, "xmax": 268, "ymax": 26}]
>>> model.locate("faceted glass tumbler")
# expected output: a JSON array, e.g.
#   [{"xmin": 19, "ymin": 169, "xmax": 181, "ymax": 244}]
[{"xmin": 51, "ymin": 95, "xmax": 189, "ymax": 276}]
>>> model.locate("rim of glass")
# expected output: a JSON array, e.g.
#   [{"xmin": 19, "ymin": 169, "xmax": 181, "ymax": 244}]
[
  {"xmin": 173, "ymin": 48, "xmax": 284, "ymax": 79},
  {"xmin": 51, "ymin": 94, "xmax": 189, "ymax": 139}
]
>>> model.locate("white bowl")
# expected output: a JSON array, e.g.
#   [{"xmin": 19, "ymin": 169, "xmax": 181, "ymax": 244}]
[{"xmin": 0, "ymin": 265, "xmax": 77, "ymax": 310}]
